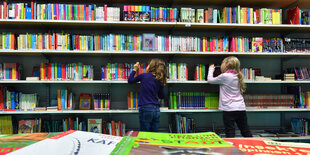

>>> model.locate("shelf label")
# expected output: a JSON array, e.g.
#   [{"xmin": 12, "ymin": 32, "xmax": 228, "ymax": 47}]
[{"xmin": 185, "ymin": 23, "xmax": 191, "ymax": 27}]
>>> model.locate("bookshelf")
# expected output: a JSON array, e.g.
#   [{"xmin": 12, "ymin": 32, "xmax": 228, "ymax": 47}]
[{"xmin": 0, "ymin": 0, "xmax": 310, "ymax": 136}]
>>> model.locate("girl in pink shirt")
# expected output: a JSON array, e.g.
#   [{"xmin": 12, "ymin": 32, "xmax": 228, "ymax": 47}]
[{"xmin": 208, "ymin": 56, "xmax": 252, "ymax": 138}]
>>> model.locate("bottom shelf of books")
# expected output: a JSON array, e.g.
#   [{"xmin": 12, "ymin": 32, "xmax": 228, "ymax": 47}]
[{"xmin": 2, "ymin": 130, "xmax": 310, "ymax": 155}]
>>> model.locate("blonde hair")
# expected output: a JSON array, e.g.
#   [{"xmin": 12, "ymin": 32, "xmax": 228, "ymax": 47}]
[
  {"xmin": 222, "ymin": 56, "xmax": 246, "ymax": 94},
  {"xmin": 147, "ymin": 59, "xmax": 167, "ymax": 86}
]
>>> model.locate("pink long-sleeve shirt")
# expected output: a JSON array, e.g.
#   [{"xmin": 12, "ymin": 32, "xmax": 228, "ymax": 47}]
[{"xmin": 207, "ymin": 67, "xmax": 246, "ymax": 111}]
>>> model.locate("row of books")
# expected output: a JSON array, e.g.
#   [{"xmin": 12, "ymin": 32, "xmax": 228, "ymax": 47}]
[
  {"xmin": 77, "ymin": 93, "xmax": 112, "ymax": 110},
  {"xmin": 180, "ymin": 7, "xmax": 281, "ymax": 24},
  {"xmin": 291, "ymin": 118, "xmax": 308, "ymax": 136},
  {"xmin": 170, "ymin": 92, "xmax": 219, "ymax": 109},
  {"xmin": 56, "ymin": 88, "xmax": 73, "ymax": 110},
  {"xmin": 88, "ymin": 119, "xmax": 126, "ymax": 136},
  {"xmin": 0, "ymin": 63, "xmax": 21, "ymax": 80},
  {"xmin": 167, "ymin": 63, "xmax": 188, "ymax": 81},
  {"xmin": 101, "ymin": 63, "xmax": 146, "ymax": 81},
  {"xmin": 243, "ymin": 94, "xmax": 295, "ymax": 107},
  {"xmin": 127, "ymin": 92, "xmax": 139, "ymax": 110},
  {"xmin": 16, "ymin": 33, "xmax": 146, "ymax": 51},
  {"xmin": 0, "ymin": 33, "xmax": 305, "ymax": 53},
  {"xmin": 175, "ymin": 114, "xmax": 195, "ymax": 133},
  {"xmin": 194, "ymin": 64, "xmax": 206, "ymax": 81},
  {"xmin": 123, "ymin": 6, "xmax": 177, "ymax": 22},
  {"xmin": 7, "ymin": 2, "xmax": 310, "ymax": 27},
  {"xmin": 93, "ymin": 93, "xmax": 111, "ymax": 110},
  {"xmin": 42, "ymin": 120, "xmax": 69, "ymax": 132},
  {"xmin": 0, "ymin": 2, "xmax": 286, "ymax": 24},
  {"xmin": 0, "ymin": 86, "xmax": 38, "ymax": 110},
  {"xmin": 284, "ymin": 38, "xmax": 310, "ymax": 53},
  {"xmin": 0, "ymin": 2, "xmax": 120, "ymax": 21},
  {"xmin": 0, "ymin": 115, "xmax": 13, "ymax": 134},
  {"xmin": 287, "ymin": 67, "xmax": 310, "ymax": 81},
  {"xmin": 40, "ymin": 63, "xmax": 94, "ymax": 80},
  {"xmin": 241, "ymin": 68, "xmax": 256, "ymax": 81},
  {"xmin": 230, "ymin": 37, "xmax": 283, "ymax": 53},
  {"xmin": 16, "ymin": 117, "xmax": 125, "ymax": 136},
  {"xmin": 18, "ymin": 119, "xmax": 42, "ymax": 134},
  {"xmin": 288, "ymin": 6, "xmax": 310, "ymax": 25},
  {"xmin": 299, "ymin": 91, "xmax": 310, "ymax": 109},
  {"xmin": 1, "ymin": 2, "xmax": 286, "ymax": 24}
]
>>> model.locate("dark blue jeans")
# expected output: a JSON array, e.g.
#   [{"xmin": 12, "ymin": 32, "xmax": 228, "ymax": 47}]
[{"xmin": 139, "ymin": 105, "xmax": 160, "ymax": 132}]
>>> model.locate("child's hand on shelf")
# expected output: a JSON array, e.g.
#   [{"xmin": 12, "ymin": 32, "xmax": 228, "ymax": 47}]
[
  {"xmin": 209, "ymin": 64, "xmax": 215, "ymax": 69},
  {"xmin": 134, "ymin": 62, "xmax": 140, "ymax": 71}
]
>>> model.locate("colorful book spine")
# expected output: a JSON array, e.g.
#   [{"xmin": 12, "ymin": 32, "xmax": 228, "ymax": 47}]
[
  {"xmin": 93, "ymin": 93, "xmax": 111, "ymax": 110},
  {"xmin": 291, "ymin": 118, "xmax": 308, "ymax": 136},
  {"xmin": 1, "ymin": 63, "xmax": 20, "ymax": 80},
  {"xmin": 56, "ymin": 88, "xmax": 73, "ymax": 110},
  {"xmin": 0, "ymin": 116, "xmax": 13, "ymax": 134},
  {"xmin": 194, "ymin": 64, "xmax": 206, "ymax": 81},
  {"xmin": 244, "ymin": 94, "xmax": 295, "ymax": 107},
  {"xmin": 103, "ymin": 121, "xmax": 125, "ymax": 136},
  {"xmin": 124, "ymin": 5, "xmax": 176, "ymax": 22},
  {"xmin": 127, "ymin": 92, "xmax": 139, "ymax": 110},
  {"xmin": 167, "ymin": 63, "xmax": 188, "ymax": 81},
  {"xmin": 40, "ymin": 62, "xmax": 93, "ymax": 80},
  {"xmin": 241, "ymin": 68, "xmax": 256, "ymax": 81},
  {"xmin": 0, "ymin": 32, "xmax": 15, "ymax": 50},
  {"xmin": 0, "ymin": 88, "xmax": 38, "ymax": 111},
  {"xmin": 175, "ymin": 114, "xmax": 195, "ymax": 133},
  {"xmin": 170, "ymin": 92, "xmax": 219, "ymax": 109},
  {"xmin": 101, "ymin": 63, "xmax": 145, "ymax": 80},
  {"xmin": 2, "ymin": 32, "xmax": 291, "ymax": 53}
]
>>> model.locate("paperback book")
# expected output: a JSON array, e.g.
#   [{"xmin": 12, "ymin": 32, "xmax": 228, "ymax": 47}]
[
  {"xmin": 10, "ymin": 130, "xmax": 123, "ymax": 155},
  {"xmin": 112, "ymin": 131, "xmax": 246, "ymax": 154}
]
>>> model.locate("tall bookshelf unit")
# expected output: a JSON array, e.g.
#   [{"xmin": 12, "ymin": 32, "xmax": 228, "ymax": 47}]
[{"xmin": 1, "ymin": 0, "xmax": 310, "ymax": 137}]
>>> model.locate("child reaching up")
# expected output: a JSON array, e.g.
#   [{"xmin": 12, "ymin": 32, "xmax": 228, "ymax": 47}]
[
  {"xmin": 208, "ymin": 56, "xmax": 252, "ymax": 138},
  {"xmin": 128, "ymin": 59, "xmax": 167, "ymax": 132}
]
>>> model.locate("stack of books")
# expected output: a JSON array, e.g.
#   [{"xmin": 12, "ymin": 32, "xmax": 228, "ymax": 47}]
[{"xmin": 284, "ymin": 73, "xmax": 295, "ymax": 81}]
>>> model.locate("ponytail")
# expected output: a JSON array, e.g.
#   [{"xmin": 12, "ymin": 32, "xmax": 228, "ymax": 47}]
[{"xmin": 237, "ymin": 71, "xmax": 246, "ymax": 94}]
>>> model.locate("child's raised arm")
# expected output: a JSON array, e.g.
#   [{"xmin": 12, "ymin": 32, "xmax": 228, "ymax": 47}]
[
  {"xmin": 207, "ymin": 64, "xmax": 225, "ymax": 84},
  {"xmin": 128, "ymin": 62, "xmax": 142, "ymax": 83}
]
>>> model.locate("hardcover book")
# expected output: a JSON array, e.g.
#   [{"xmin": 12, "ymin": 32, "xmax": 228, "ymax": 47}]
[
  {"xmin": 88, "ymin": 119, "xmax": 102, "ymax": 133},
  {"xmin": 79, "ymin": 94, "xmax": 91, "ymax": 110},
  {"xmin": 18, "ymin": 120, "xmax": 35, "ymax": 134},
  {"xmin": 10, "ymin": 130, "xmax": 122, "ymax": 155},
  {"xmin": 143, "ymin": 34, "xmax": 155, "ymax": 51},
  {"xmin": 112, "ymin": 131, "xmax": 245, "ymax": 154}
]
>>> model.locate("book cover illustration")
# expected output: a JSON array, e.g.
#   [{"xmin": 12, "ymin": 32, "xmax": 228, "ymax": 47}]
[
  {"xmin": 10, "ymin": 130, "xmax": 122, "ymax": 155},
  {"xmin": 112, "ymin": 131, "xmax": 246, "ymax": 154},
  {"xmin": 18, "ymin": 120, "xmax": 35, "ymax": 134},
  {"xmin": 0, "ymin": 133, "xmax": 59, "ymax": 155},
  {"xmin": 143, "ymin": 34, "xmax": 155, "ymax": 51},
  {"xmin": 252, "ymin": 37, "xmax": 263, "ymax": 52},
  {"xmin": 224, "ymin": 138, "xmax": 310, "ymax": 155},
  {"xmin": 88, "ymin": 119, "xmax": 102, "ymax": 133},
  {"xmin": 79, "ymin": 94, "xmax": 91, "ymax": 110}
]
